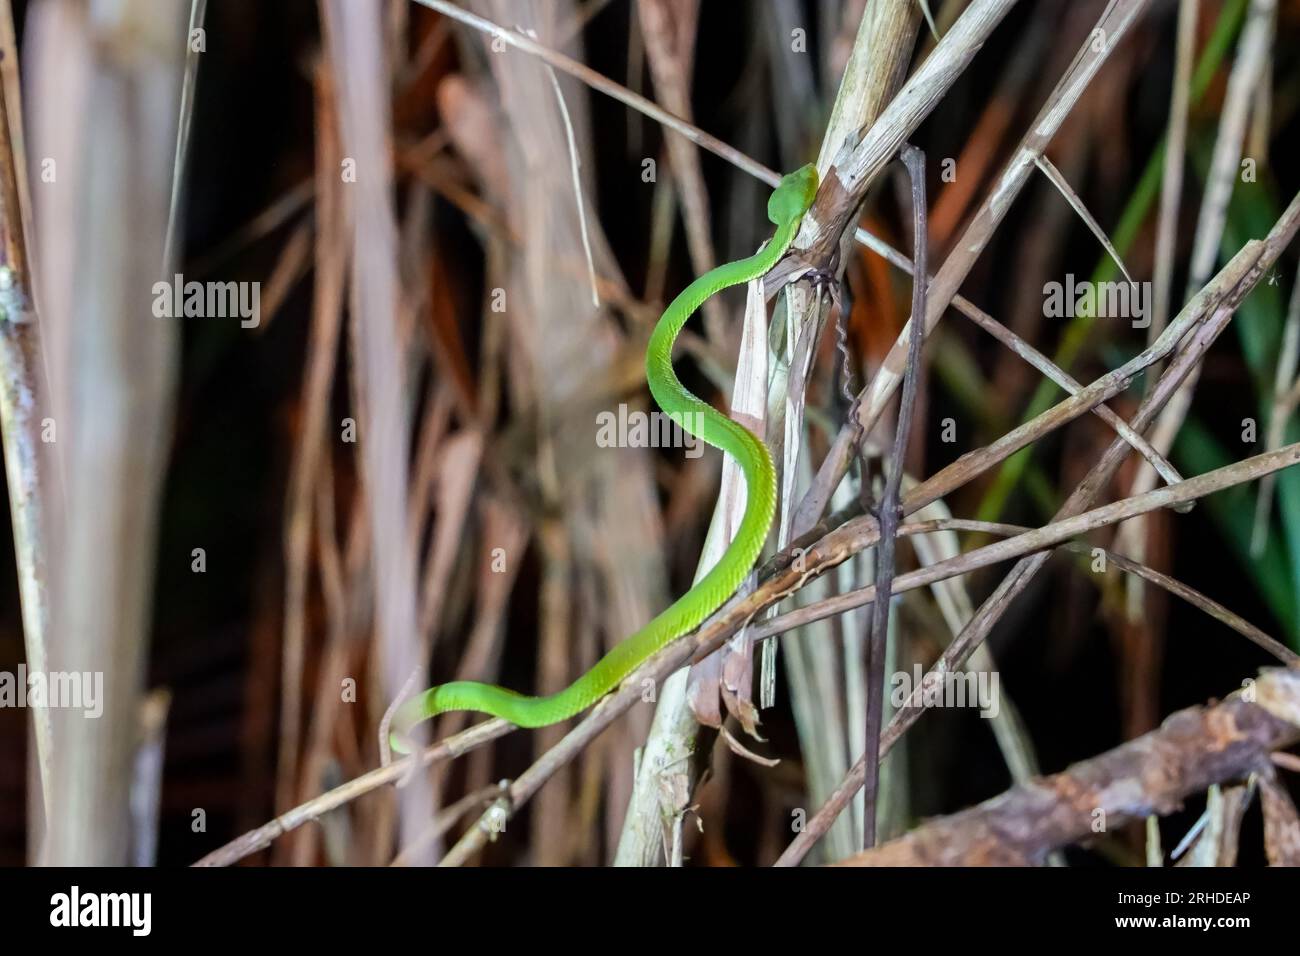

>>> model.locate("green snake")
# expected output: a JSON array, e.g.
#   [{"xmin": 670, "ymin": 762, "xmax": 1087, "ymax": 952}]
[{"xmin": 390, "ymin": 164, "xmax": 818, "ymax": 747}]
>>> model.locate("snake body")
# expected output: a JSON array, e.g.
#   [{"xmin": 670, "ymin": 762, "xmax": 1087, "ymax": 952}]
[{"xmin": 390, "ymin": 164, "xmax": 818, "ymax": 745}]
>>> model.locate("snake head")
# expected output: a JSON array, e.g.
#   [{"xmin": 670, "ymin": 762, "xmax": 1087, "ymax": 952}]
[{"xmin": 767, "ymin": 163, "xmax": 819, "ymax": 228}]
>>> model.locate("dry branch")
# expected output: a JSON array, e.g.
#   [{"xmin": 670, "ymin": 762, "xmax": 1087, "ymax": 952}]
[{"xmin": 834, "ymin": 669, "xmax": 1300, "ymax": 866}]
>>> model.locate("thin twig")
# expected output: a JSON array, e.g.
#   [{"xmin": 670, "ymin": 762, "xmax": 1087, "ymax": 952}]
[
  {"xmin": 1149, "ymin": 0, "xmax": 1199, "ymax": 346},
  {"xmin": 1034, "ymin": 153, "xmax": 1135, "ymax": 285},
  {"xmin": 755, "ymin": 442, "xmax": 1300, "ymax": 643},
  {"xmin": 761, "ymin": 517, "xmax": 1298, "ymax": 665},
  {"xmin": 1252, "ymin": 276, "xmax": 1300, "ymax": 552},
  {"xmin": 411, "ymin": 0, "xmax": 772, "ymax": 182},
  {"xmin": 163, "ymin": 0, "xmax": 208, "ymax": 267},
  {"xmin": 543, "ymin": 62, "xmax": 599, "ymax": 308},
  {"xmin": 192, "ymin": 718, "xmax": 511, "ymax": 866},
  {"xmin": 863, "ymin": 144, "xmax": 927, "ymax": 849}
]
